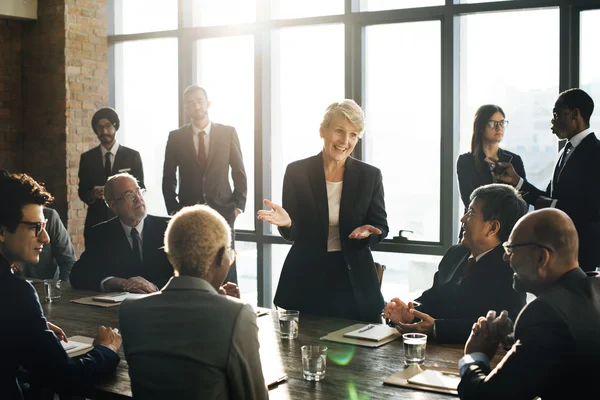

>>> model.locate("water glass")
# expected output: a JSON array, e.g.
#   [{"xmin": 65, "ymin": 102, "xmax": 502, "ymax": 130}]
[
  {"xmin": 301, "ymin": 345, "xmax": 327, "ymax": 381},
  {"xmin": 44, "ymin": 279, "xmax": 61, "ymax": 303},
  {"xmin": 278, "ymin": 310, "xmax": 299, "ymax": 339},
  {"xmin": 403, "ymin": 333, "xmax": 427, "ymax": 365}
]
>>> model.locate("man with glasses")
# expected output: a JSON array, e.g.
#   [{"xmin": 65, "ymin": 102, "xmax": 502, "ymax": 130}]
[
  {"xmin": 162, "ymin": 85, "xmax": 247, "ymax": 284},
  {"xmin": 119, "ymin": 205, "xmax": 267, "ymax": 399},
  {"xmin": 458, "ymin": 208, "xmax": 600, "ymax": 399},
  {"xmin": 78, "ymin": 107, "xmax": 145, "ymax": 248},
  {"xmin": 500, "ymin": 88, "xmax": 600, "ymax": 272},
  {"xmin": 0, "ymin": 172, "xmax": 122, "ymax": 400},
  {"xmin": 71, "ymin": 173, "xmax": 173, "ymax": 293},
  {"xmin": 382, "ymin": 184, "xmax": 527, "ymax": 343}
]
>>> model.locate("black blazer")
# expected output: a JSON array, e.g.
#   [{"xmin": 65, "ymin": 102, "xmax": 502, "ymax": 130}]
[
  {"xmin": 459, "ymin": 269, "xmax": 600, "ymax": 400},
  {"xmin": 0, "ymin": 257, "xmax": 119, "ymax": 400},
  {"xmin": 520, "ymin": 132, "xmax": 600, "ymax": 271},
  {"xmin": 415, "ymin": 244, "xmax": 526, "ymax": 343},
  {"xmin": 78, "ymin": 144, "xmax": 145, "ymax": 237},
  {"xmin": 70, "ymin": 215, "xmax": 174, "ymax": 291},
  {"xmin": 457, "ymin": 148, "xmax": 526, "ymax": 210},
  {"xmin": 274, "ymin": 153, "xmax": 388, "ymax": 322},
  {"xmin": 162, "ymin": 123, "xmax": 247, "ymax": 221}
]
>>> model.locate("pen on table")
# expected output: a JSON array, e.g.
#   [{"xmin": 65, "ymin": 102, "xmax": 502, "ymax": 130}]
[{"xmin": 358, "ymin": 324, "xmax": 375, "ymax": 333}]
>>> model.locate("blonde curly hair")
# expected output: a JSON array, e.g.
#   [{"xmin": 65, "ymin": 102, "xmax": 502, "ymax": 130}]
[{"xmin": 164, "ymin": 205, "xmax": 231, "ymax": 278}]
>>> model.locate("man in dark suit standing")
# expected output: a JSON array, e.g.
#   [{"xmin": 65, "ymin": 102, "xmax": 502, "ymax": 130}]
[
  {"xmin": 162, "ymin": 85, "xmax": 247, "ymax": 284},
  {"xmin": 458, "ymin": 208, "xmax": 600, "ymax": 400},
  {"xmin": 71, "ymin": 173, "xmax": 173, "ymax": 293},
  {"xmin": 0, "ymin": 172, "xmax": 121, "ymax": 400},
  {"xmin": 382, "ymin": 184, "xmax": 528, "ymax": 343},
  {"xmin": 78, "ymin": 107, "xmax": 145, "ymax": 248},
  {"xmin": 500, "ymin": 88, "xmax": 600, "ymax": 272}
]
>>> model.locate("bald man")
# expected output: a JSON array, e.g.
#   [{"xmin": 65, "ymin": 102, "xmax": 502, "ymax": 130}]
[{"xmin": 457, "ymin": 208, "xmax": 600, "ymax": 400}]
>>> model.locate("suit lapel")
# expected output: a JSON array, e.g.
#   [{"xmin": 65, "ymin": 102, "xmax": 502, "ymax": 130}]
[
  {"xmin": 339, "ymin": 157, "xmax": 359, "ymax": 235},
  {"xmin": 308, "ymin": 153, "xmax": 329, "ymax": 240},
  {"xmin": 93, "ymin": 146, "xmax": 104, "ymax": 180},
  {"xmin": 206, "ymin": 123, "xmax": 220, "ymax": 170}
]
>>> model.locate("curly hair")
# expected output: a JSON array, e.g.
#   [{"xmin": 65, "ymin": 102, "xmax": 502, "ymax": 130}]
[
  {"xmin": 0, "ymin": 172, "xmax": 53, "ymax": 232},
  {"xmin": 164, "ymin": 205, "xmax": 231, "ymax": 278}
]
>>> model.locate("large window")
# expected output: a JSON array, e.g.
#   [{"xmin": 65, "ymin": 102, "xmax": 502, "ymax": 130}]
[
  {"xmin": 580, "ymin": 10, "xmax": 600, "ymax": 130},
  {"xmin": 364, "ymin": 21, "xmax": 441, "ymax": 243},
  {"xmin": 114, "ymin": 38, "xmax": 179, "ymax": 217},
  {"xmin": 269, "ymin": 24, "xmax": 345, "ymax": 210},
  {"xmin": 112, "ymin": 0, "xmax": 177, "ymax": 35},
  {"xmin": 458, "ymin": 8, "xmax": 560, "ymax": 225}
]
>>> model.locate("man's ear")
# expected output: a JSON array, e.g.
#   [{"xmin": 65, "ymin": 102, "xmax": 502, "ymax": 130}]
[
  {"xmin": 536, "ymin": 249, "xmax": 552, "ymax": 278},
  {"xmin": 487, "ymin": 220, "xmax": 500, "ymax": 237},
  {"xmin": 0, "ymin": 225, "xmax": 5, "ymax": 243}
]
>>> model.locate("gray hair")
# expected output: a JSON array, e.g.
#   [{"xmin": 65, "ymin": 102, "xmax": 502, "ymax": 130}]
[
  {"xmin": 320, "ymin": 99, "xmax": 365, "ymax": 138},
  {"xmin": 104, "ymin": 172, "xmax": 138, "ymax": 203}
]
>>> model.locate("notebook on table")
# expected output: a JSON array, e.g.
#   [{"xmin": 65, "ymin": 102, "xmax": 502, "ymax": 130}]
[
  {"xmin": 320, "ymin": 323, "xmax": 401, "ymax": 348},
  {"xmin": 91, "ymin": 292, "xmax": 151, "ymax": 303},
  {"xmin": 384, "ymin": 365, "xmax": 460, "ymax": 396},
  {"xmin": 343, "ymin": 324, "xmax": 398, "ymax": 342},
  {"xmin": 61, "ymin": 336, "xmax": 94, "ymax": 358}
]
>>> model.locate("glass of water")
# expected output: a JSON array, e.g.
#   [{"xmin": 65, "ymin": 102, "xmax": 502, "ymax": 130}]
[
  {"xmin": 44, "ymin": 279, "xmax": 61, "ymax": 303},
  {"xmin": 278, "ymin": 309, "xmax": 299, "ymax": 339},
  {"xmin": 301, "ymin": 345, "xmax": 327, "ymax": 381},
  {"xmin": 403, "ymin": 333, "xmax": 427, "ymax": 365}
]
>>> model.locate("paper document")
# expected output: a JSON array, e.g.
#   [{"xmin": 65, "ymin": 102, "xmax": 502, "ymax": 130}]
[
  {"xmin": 61, "ymin": 336, "xmax": 94, "ymax": 358},
  {"xmin": 407, "ymin": 369, "xmax": 460, "ymax": 390},
  {"xmin": 92, "ymin": 292, "xmax": 150, "ymax": 303},
  {"xmin": 343, "ymin": 323, "xmax": 398, "ymax": 342}
]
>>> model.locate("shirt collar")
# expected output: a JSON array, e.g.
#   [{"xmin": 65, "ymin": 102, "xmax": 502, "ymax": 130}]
[
  {"xmin": 192, "ymin": 121, "xmax": 212, "ymax": 136},
  {"xmin": 471, "ymin": 246, "xmax": 495, "ymax": 262},
  {"xmin": 120, "ymin": 216, "xmax": 145, "ymax": 239},
  {"xmin": 568, "ymin": 127, "xmax": 593, "ymax": 148},
  {"xmin": 100, "ymin": 141, "xmax": 119, "ymax": 156}
]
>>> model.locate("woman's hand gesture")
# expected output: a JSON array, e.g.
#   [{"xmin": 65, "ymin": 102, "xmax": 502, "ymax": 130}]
[{"xmin": 257, "ymin": 199, "xmax": 292, "ymax": 228}]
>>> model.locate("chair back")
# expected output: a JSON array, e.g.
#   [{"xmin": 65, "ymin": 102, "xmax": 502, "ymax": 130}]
[{"xmin": 374, "ymin": 262, "xmax": 386, "ymax": 288}]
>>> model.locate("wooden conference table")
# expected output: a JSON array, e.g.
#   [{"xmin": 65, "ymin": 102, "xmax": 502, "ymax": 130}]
[{"xmin": 35, "ymin": 283, "xmax": 500, "ymax": 399}]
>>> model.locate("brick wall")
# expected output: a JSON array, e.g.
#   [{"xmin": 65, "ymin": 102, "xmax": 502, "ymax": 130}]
[{"xmin": 0, "ymin": 19, "xmax": 23, "ymax": 172}]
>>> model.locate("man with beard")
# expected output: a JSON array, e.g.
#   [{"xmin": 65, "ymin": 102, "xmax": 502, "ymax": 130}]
[
  {"xmin": 162, "ymin": 85, "xmax": 247, "ymax": 284},
  {"xmin": 499, "ymin": 88, "xmax": 600, "ymax": 272},
  {"xmin": 70, "ymin": 173, "xmax": 173, "ymax": 293},
  {"xmin": 458, "ymin": 208, "xmax": 600, "ymax": 400},
  {"xmin": 79, "ymin": 107, "xmax": 145, "ymax": 248},
  {"xmin": 382, "ymin": 184, "xmax": 527, "ymax": 343}
]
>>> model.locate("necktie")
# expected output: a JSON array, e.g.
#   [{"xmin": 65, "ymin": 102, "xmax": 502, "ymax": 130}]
[
  {"xmin": 197, "ymin": 130, "xmax": 207, "ymax": 169},
  {"xmin": 557, "ymin": 142, "xmax": 573, "ymax": 170},
  {"xmin": 104, "ymin": 152, "xmax": 112, "ymax": 179},
  {"xmin": 462, "ymin": 256, "xmax": 477, "ymax": 279},
  {"xmin": 131, "ymin": 228, "xmax": 142, "ymax": 264}
]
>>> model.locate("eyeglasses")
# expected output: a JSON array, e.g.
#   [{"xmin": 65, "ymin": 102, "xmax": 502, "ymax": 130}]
[
  {"xmin": 95, "ymin": 122, "xmax": 115, "ymax": 132},
  {"xmin": 115, "ymin": 188, "xmax": 145, "ymax": 203},
  {"xmin": 227, "ymin": 247, "xmax": 238, "ymax": 266},
  {"xmin": 486, "ymin": 120, "xmax": 509, "ymax": 129},
  {"xmin": 19, "ymin": 219, "xmax": 48, "ymax": 237},
  {"xmin": 502, "ymin": 241, "xmax": 554, "ymax": 257}
]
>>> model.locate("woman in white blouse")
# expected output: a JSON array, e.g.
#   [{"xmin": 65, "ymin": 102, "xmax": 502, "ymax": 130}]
[{"xmin": 258, "ymin": 100, "xmax": 388, "ymax": 322}]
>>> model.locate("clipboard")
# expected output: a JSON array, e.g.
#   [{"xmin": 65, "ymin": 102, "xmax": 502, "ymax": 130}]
[
  {"xmin": 320, "ymin": 323, "xmax": 401, "ymax": 348},
  {"xmin": 384, "ymin": 364, "xmax": 459, "ymax": 396}
]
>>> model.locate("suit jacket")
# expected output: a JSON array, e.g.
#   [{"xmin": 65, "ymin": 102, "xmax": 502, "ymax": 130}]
[
  {"xmin": 69, "ymin": 215, "xmax": 174, "ymax": 291},
  {"xmin": 119, "ymin": 276, "xmax": 268, "ymax": 400},
  {"xmin": 459, "ymin": 268, "xmax": 600, "ymax": 400},
  {"xmin": 162, "ymin": 122, "xmax": 247, "ymax": 222},
  {"xmin": 520, "ymin": 133, "xmax": 600, "ymax": 271},
  {"xmin": 22, "ymin": 207, "xmax": 76, "ymax": 282},
  {"xmin": 456, "ymin": 148, "xmax": 526, "ymax": 210},
  {"xmin": 416, "ymin": 244, "xmax": 526, "ymax": 343},
  {"xmin": 78, "ymin": 144, "xmax": 145, "ymax": 238},
  {"xmin": 274, "ymin": 153, "xmax": 388, "ymax": 323},
  {"xmin": 0, "ymin": 256, "xmax": 119, "ymax": 400}
]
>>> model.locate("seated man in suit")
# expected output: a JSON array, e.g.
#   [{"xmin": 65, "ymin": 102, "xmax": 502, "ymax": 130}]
[
  {"xmin": 120, "ymin": 205, "xmax": 268, "ymax": 399},
  {"xmin": 458, "ymin": 208, "xmax": 600, "ymax": 399},
  {"xmin": 70, "ymin": 172, "xmax": 173, "ymax": 292},
  {"xmin": 382, "ymin": 184, "xmax": 528, "ymax": 343},
  {"xmin": 0, "ymin": 172, "xmax": 121, "ymax": 400},
  {"xmin": 22, "ymin": 206, "xmax": 76, "ymax": 282}
]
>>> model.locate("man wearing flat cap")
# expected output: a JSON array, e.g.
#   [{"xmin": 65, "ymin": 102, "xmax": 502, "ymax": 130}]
[{"xmin": 78, "ymin": 107, "xmax": 145, "ymax": 248}]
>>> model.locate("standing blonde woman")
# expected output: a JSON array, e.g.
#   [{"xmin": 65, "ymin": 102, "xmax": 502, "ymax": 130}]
[{"xmin": 258, "ymin": 100, "xmax": 388, "ymax": 322}]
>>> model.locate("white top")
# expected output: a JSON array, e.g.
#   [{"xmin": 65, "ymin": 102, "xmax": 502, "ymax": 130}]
[
  {"xmin": 326, "ymin": 180, "xmax": 343, "ymax": 252},
  {"xmin": 100, "ymin": 141, "xmax": 120, "ymax": 168}
]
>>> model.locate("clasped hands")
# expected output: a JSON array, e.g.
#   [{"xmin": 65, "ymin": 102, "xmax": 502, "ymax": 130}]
[
  {"xmin": 381, "ymin": 298, "xmax": 435, "ymax": 335},
  {"xmin": 464, "ymin": 310, "xmax": 514, "ymax": 359},
  {"xmin": 218, "ymin": 282, "xmax": 240, "ymax": 299},
  {"xmin": 48, "ymin": 321, "xmax": 122, "ymax": 353},
  {"xmin": 257, "ymin": 199, "xmax": 382, "ymax": 239}
]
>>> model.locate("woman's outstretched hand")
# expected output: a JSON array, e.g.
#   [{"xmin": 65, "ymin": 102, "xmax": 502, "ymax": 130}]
[
  {"xmin": 257, "ymin": 199, "xmax": 292, "ymax": 228},
  {"xmin": 349, "ymin": 224, "xmax": 382, "ymax": 239}
]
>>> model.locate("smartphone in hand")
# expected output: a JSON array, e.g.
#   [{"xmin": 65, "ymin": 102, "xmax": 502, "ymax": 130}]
[{"xmin": 493, "ymin": 154, "xmax": 513, "ymax": 176}]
